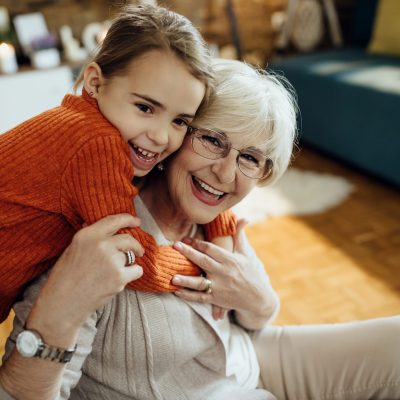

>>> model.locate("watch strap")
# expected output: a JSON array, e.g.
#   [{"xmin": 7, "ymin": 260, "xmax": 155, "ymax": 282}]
[{"xmin": 36, "ymin": 342, "xmax": 77, "ymax": 363}]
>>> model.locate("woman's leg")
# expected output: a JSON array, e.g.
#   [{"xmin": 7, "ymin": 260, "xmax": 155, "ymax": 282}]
[{"xmin": 252, "ymin": 316, "xmax": 400, "ymax": 400}]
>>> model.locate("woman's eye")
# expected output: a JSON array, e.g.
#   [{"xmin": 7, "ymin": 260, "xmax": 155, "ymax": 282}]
[
  {"xmin": 173, "ymin": 118, "xmax": 189, "ymax": 127},
  {"xmin": 203, "ymin": 135, "xmax": 222, "ymax": 148},
  {"xmin": 135, "ymin": 103, "xmax": 152, "ymax": 114},
  {"xmin": 240, "ymin": 153, "xmax": 259, "ymax": 166}
]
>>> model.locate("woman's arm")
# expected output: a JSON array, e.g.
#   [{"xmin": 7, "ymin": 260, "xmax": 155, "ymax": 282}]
[
  {"xmin": 0, "ymin": 214, "xmax": 143, "ymax": 400},
  {"xmin": 172, "ymin": 227, "xmax": 280, "ymax": 331}
]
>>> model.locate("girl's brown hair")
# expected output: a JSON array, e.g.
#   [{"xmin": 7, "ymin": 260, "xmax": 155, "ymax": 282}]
[{"xmin": 74, "ymin": 4, "xmax": 214, "ymax": 104}]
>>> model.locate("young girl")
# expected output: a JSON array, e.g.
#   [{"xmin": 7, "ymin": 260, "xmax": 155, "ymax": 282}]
[{"xmin": 0, "ymin": 4, "xmax": 236, "ymax": 323}]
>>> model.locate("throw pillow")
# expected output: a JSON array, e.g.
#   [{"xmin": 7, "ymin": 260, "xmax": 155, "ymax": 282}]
[{"xmin": 368, "ymin": 0, "xmax": 400, "ymax": 56}]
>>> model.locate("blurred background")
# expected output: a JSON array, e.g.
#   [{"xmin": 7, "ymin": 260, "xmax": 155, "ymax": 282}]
[{"xmin": 1, "ymin": 0, "xmax": 399, "ymax": 359}]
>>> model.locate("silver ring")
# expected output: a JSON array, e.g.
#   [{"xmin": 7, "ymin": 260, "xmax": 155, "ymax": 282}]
[
  {"xmin": 124, "ymin": 250, "xmax": 135, "ymax": 266},
  {"xmin": 203, "ymin": 278, "xmax": 212, "ymax": 295}
]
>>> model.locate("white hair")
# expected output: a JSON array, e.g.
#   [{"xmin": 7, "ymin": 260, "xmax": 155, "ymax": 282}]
[{"xmin": 193, "ymin": 58, "xmax": 298, "ymax": 185}]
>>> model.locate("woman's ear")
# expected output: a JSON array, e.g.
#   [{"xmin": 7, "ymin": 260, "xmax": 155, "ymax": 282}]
[{"xmin": 83, "ymin": 62, "xmax": 103, "ymax": 97}]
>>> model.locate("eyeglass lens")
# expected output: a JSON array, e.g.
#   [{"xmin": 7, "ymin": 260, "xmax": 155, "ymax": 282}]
[{"xmin": 191, "ymin": 128, "xmax": 272, "ymax": 179}]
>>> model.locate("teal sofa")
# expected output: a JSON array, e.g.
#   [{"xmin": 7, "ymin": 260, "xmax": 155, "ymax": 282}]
[{"xmin": 270, "ymin": 1, "xmax": 400, "ymax": 187}]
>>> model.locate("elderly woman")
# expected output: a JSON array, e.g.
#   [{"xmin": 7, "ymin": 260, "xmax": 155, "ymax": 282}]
[{"xmin": 1, "ymin": 60, "xmax": 399, "ymax": 400}]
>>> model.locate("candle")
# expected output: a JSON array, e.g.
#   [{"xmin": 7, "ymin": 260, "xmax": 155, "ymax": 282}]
[
  {"xmin": 0, "ymin": 42, "xmax": 18, "ymax": 74},
  {"xmin": 0, "ymin": 7, "xmax": 10, "ymax": 33}
]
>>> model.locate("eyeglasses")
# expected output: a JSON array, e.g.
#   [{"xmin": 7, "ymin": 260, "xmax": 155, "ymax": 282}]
[{"xmin": 187, "ymin": 126, "xmax": 273, "ymax": 179}]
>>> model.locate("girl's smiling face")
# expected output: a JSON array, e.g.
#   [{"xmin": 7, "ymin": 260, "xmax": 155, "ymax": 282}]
[{"xmin": 84, "ymin": 50, "xmax": 206, "ymax": 177}]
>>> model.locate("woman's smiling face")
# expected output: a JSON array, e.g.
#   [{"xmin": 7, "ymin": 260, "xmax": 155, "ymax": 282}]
[{"xmin": 165, "ymin": 131, "xmax": 263, "ymax": 224}]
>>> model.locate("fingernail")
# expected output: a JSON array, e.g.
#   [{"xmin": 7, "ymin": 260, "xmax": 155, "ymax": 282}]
[
  {"xmin": 174, "ymin": 241, "xmax": 183, "ymax": 251},
  {"xmin": 172, "ymin": 276, "xmax": 181, "ymax": 284},
  {"xmin": 174, "ymin": 290, "xmax": 183, "ymax": 296}
]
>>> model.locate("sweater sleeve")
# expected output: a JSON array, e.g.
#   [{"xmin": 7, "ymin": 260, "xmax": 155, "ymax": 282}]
[
  {"xmin": 202, "ymin": 209, "xmax": 237, "ymax": 241},
  {"xmin": 60, "ymin": 135, "xmax": 201, "ymax": 292}
]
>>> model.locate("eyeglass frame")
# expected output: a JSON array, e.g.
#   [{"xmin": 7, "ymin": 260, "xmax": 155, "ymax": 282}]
[{"xmin": 187, "ymin": 126, "xmax": 273, "ymax": 180}]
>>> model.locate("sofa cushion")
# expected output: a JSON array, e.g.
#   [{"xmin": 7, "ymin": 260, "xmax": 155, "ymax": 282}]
[{"xmin": 270, "ymin": 50, "xmax": 400, "ymax": 186}]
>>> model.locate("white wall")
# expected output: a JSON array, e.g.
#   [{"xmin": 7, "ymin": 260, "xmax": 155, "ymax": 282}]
[{"xmin": 0, "ymin": 66, "xmax": 74, "ymax": 133}]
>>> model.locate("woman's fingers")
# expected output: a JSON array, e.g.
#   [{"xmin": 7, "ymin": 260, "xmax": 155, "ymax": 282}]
[
  {"xmin": 233, "ymin": 219, "xmax": 248, "ymax": 253},
  {"xmin": 212, "ymin": 305, "xmax": 226, "ymax": 320},
  {"xmin": 172, "ymin": 275, "xmax": 210, "ymax": 291},
  {"xmin": 174, "ymin": 239, "xmax": 232, "ymax": 272},
  {"xmin": 173, "ymin": 241, "xmax": 221, "ymax": 273},
  {"xmin": 174, "ymin": 288, "xmax": 211, "ymax": 304},
  {"xmin": 173, "ymin": 276, "xmax": 227, "ymax": 320}
]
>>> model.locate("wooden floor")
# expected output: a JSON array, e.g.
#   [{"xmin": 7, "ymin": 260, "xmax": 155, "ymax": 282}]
[
  {"xmin": 246, "ymin": 146, "xmax": 400, "ymax": 325},
  {"xmin": 1, "ymin": 146, "xmax": 399, "ymax": 360}
]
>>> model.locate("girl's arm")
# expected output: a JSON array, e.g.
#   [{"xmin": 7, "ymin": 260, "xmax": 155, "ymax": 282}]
[{"xmin": 0, "ymin": 214, "xmax": 142, "ymax": 400}]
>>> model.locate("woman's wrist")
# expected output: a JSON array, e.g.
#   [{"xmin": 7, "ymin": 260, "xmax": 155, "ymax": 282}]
[
  {"xmin": 234, "ymin": 306, "xmax": 270, "ymax": 331},
  {"xmin": 234, "ymin": 289, "xmax": 279, "ymax": 330}
]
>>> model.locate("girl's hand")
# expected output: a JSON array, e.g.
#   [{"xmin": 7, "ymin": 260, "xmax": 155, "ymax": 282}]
[
  {"xmin": 172, "ymin": 220, "xmax": 276, "ymax": 329},
  {"xmin": 27, "ymin": 214, "xmax": 144, "ymax": 344}
]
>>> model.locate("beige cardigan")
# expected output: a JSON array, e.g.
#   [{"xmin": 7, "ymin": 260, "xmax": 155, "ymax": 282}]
[{"xmin": 2, "ymin": 198, "xmax": 278, "ymax": 399}]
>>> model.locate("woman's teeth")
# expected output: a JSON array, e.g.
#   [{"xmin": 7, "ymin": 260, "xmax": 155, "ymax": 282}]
[{"xmin": 193, "ymin": 177, "xmax": 224, "ymax": 197}]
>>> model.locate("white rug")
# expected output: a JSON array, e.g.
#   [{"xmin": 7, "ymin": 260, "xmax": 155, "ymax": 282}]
[{"xmin": 232, "ymin": 168, "xmax": 354, "ymax": 224}]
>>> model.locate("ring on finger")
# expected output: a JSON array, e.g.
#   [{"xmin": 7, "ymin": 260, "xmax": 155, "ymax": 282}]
[
  {"xmin": 203, "ymin": 278, "xmax": 213, "ymax": 295},
  {"xmin": 124, "ymin": 250, "xmax": 135, "ymax": 266}
]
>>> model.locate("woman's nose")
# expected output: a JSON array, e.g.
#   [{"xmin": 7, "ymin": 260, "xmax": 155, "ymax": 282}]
[{"xmin": 211, "ymin": 152, "xmax": 237, "ymax": 183}]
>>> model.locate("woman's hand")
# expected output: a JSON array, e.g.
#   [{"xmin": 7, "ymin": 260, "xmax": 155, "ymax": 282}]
[
  {"xmin": 27, "ymin": 214, "xmax": 144, "ymax": 345},
  {"xmin": 209, "ymin": 235, "xmax": 235, "ymax": 320},
  {"xmin": 172, "ymin": 221, "xmax": 278, "ymax": 330}
]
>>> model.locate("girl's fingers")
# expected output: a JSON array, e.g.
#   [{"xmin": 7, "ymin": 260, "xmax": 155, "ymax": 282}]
[
  {"xmin": 124, "ymin": 265, "xmax": 144, "ymax": 282},
  {"xmin": 109, "ymin": 234, "xmax": 144, "ymax": 258},
  {"xmin": 87, "ymin": 214, "xmax": 141, "ymax": 237}
]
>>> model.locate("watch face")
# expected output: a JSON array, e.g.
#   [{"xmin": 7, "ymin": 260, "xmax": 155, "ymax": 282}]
[{"xmin": 16, "ymin": 330, "xmax": 40, "ymax": 358}]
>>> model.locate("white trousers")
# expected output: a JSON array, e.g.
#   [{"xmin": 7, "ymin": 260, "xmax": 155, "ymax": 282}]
[{"xmin": 253, "ymin": 316, "xmax": 400, "ymax": 400}]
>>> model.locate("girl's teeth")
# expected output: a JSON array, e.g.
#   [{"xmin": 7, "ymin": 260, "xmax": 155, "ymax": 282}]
[
  {"xmin": 194, "ymin": 177, "xmax": 224, "ymax": 196},
  {"xmin": 133, "ymin": 144, "xmax": 156, "ymax": 158}
]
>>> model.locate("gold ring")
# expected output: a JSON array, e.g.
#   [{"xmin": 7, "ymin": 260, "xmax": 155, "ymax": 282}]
[
  {"xmin": 124, "ymin": 250, "xmax": 135, "ymax": 266},
  {"xmin": 203, "ymin": 278, "xmax": 212, "ymax": 295}
]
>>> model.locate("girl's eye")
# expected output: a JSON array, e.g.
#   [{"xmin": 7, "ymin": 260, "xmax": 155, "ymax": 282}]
[
  {"xmin": 135, "ymin": 103, "xmax": 152, "ymax": 114},
  {"xmin": 173, "ymin": 118, "xmax": 189, "ymax": 127}
]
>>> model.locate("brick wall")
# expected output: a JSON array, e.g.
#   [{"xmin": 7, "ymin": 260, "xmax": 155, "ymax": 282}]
[
  {"xmin": 3, "ymin": 0, "xmax": 289, "ymax": 65},
  {"xmin": 2, "ymin": 0, "xmax": 115, "ymax": 40}
]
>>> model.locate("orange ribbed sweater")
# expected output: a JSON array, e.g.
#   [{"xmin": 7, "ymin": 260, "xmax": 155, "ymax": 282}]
[{"xmin": 0, "ymin": 91, "xmax": 237, "ymax": 323}]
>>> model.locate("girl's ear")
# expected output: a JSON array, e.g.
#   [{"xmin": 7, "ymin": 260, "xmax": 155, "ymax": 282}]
[{"xmin": 83, "ymin": 62, "xmax": 104, "ymax": 97}]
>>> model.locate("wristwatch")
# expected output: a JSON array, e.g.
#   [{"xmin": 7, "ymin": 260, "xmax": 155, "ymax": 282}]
[{"xmin": 16, "ymin": 328, "xmax": 77, "ymax": 363}]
